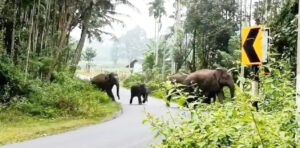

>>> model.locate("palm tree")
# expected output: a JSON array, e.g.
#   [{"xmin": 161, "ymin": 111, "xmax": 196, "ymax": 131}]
[
  {"xmin": 69, "ymin": 0, "xmax": 134, "ymax": 74},
  {"xmin": 148, "ymin": 0, "xmax": 166, "ymax": 65}
]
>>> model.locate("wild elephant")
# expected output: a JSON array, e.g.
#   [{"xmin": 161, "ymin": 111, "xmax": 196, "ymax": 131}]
[
  {"xmin": 184, "ymin": 68, "xmax": 235, "ymax": 104},
  {"xmin": 91, "ymin": 73, "xmax": 120, "ymax": 101},
  {"xmin": 130, "ymin": 84, "xmax": 149, "ymax": 105}
]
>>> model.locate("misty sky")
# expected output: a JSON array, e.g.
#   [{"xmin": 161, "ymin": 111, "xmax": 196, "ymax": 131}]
[
  {"xmin": 70, "ymin": 0, "xmax": 259, "ymax": 67},
  {"xmin": 71, "ymin": 0, "xmax": 175, "ymax": 40}
]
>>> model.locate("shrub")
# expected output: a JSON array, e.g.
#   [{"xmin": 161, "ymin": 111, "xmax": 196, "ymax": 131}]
[
  {"xmin": 0, "ymin": 70, "xmax": 114, "ymax": 118},
  {"xmin": 145, "ymin": 60, "xmax": 299, "ymax": 147},
  {"xmin": 122, "ymin": 73, "xmax": 146, "ymax": 88},
  {"xmin": 14, "ymin": 73, "xmax": 111, "ymax": 118},
  {"xmin": 0, "ymin": 56, "xmax": 28, "ymax": 103},
  {"xmin": 148, "ymin": 81, "xmax": 166, "ymax": 99}
]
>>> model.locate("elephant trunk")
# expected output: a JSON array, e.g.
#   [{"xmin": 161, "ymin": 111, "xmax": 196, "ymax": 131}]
[{"xmin": 116, "ymin": 81, "xmax": 120, "ymax": 100}]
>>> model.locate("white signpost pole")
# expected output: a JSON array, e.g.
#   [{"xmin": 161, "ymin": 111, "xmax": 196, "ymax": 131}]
[
  {"xmin": 296, "ymin": 0, "xmax": 300, "ymax": 143},
  {"xmin": 296, "ymin": 0, "xmax": 300, "ymax": 114}
]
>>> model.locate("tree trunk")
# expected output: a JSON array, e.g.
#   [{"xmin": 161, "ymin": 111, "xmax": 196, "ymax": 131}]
[
  {"xmin": 10, "ymin": 0, "xmax": 17, "ymax": 62},
  {"xmin": 162, "ymin": 46, "xmax": 166, "ymax": 80},
  {"xmin": 192, "ymin": 29, "xmax": 197, "ymax": 72},
  {"xmin": 25, "ymin": 7, "xmax": 35, "ymax": 81},
  {"xmin": 70, "ymin": 24, "xmax": 88, "ymax": 74},
  {"xmin": 32, "ymin": 0, "xmax": 40, "ymax": 55},
  {"xmin": 154, "ymin": 19, "xmax": 159, "ymax": 65},
  {"xmin": 47, "ymin": 2, "xmax": 74, "ymax": 80}
]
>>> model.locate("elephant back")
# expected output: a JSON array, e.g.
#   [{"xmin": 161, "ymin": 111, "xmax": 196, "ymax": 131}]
[
  {"xmin": 91, "ymin": 74, "xmax": 107, "ymax": 85},
  {"xmin": 185, "ymin": 69, "xmax": 220, "ymax": 90},
  {"xmin": 168, "ymin": 73, "xmax": 187, "ymax": 84}
]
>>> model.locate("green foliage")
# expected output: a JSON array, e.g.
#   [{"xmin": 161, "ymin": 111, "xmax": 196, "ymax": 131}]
[
  {"xmin": 268, "ymin": 0, "xmax": 298, "ymax": 70},
  {"xmin": 147, "ymin": 81, "xmax": 166, "ymax": 99},
  {"xmin": 122, "ymin": 73, "xmax": 167, "ymax": 99},
  {"xmin": 145, "ymin": 61, "xmax": 299, "ymax": 147},
  {"xmin": 148, "ymin": 0, "xmax": 166, "ymax": 22},
  {"xmin": 82, "ymin": 47, "xmax": 97, "ymax": 63},
  {"xmin": 184, "ymin": 0, "xmax": 238, "ymax": 69},
  {"xmin": 0, "ymin": 56, "xmax": 28, "ymax": 103},
  {"xmin": 0, "ymin": 59, "xmax": 116, "ymax": 118},
  {"xmin": 122, "ymin": 73, "xmax": 146, "ymax": 88},
  {"xmin": 14, "ymin": 76, "xmax": 111, "ymax": 118}
]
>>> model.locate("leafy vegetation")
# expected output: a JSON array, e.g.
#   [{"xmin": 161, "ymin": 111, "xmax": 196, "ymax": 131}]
[
  {"xmin": 145, "ymin": 61, "xmax": 299, "ymax": 147},
  {"xmin": 0, "ymin": 0, "xmax": 133, "ymax": 144},
  {"xmin": 0, "ymin": 56, "xmax": 120, "ymax": 144},
  {"xmin": 122, "ymin": 73, "xmax": 166, "ymax": 99},
  {"xmin": 139, "ymin": 0, "xmax": 300, "ymax": 147},
  {"xmin": 82, "ymin": 47, "xmax": 97, "ymax": 73}
]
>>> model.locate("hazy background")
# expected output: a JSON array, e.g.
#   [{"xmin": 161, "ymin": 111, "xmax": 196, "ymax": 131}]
[
  {"xmin": 71, "ymin": 0, "xmax": 175, "ymax": 69},
  {"xmin": 70, "ymin": 0, "xmax": 258, "ymax": 69}
]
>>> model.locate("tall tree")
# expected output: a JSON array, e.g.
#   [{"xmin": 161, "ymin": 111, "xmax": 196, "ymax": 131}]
[
  {"xmin": 0, "ymin": 0, "xmax": 134, "ymax": 81},
  {"xmin": 83, "ymin": 47, "xmax": 97, "ymax": 73},
  {"xmin": 148, "ymin": 0, "xmax": 166, "ymax": 65},
  {"xmin": 184, "ymin": 0, "xmax": 238, "ymax": 70}
]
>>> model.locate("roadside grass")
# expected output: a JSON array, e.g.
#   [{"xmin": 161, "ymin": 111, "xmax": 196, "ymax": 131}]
[{"xmin": 0, "ymin": 102, "xmax": 120, "ymax": 145}]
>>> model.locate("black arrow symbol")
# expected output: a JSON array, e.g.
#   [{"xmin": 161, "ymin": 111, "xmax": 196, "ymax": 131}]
[{"xmin": 243, "ymin": 28, "xmax": 260, "ymax": 63}]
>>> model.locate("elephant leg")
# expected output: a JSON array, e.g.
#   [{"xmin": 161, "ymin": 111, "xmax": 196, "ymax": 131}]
[
  {"xmin": 143, "ymin": 93, "xmax": 148, "ymax": 103},
  {"xmin": 130, "ymin": 95, "xmax": 134, "ymax": 104},
  {"xmin": 106, "ymin": 89, "xmax": 115, "ymax": 101},
  {"xmin": 217, "ymin": 90, "xmax": 225, "ymax": 103},
  {"xmin": 202, "ymin": 97, "xmax": 211, "ymax": 104},
  {"xmin": 138, "ymin": 95, "xmax": 142, "ymax": 105},
  {"xmin": 212, "ymin": 94, "xmax": 217, "ymax": 103}
]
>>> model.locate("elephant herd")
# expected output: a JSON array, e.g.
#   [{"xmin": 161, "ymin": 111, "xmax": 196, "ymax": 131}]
[
  {"xmin": 90, "ymin": 73, "xmax": 149, "ymax": 104},
  {"xmin": 90, "ymin": 68, "xmax": 235, "ymax": 106}
]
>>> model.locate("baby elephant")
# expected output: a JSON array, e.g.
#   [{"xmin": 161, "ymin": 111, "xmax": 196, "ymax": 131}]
[{"xmin": 130, "ymin": 84, "xmax": 149, "ymax": 105}]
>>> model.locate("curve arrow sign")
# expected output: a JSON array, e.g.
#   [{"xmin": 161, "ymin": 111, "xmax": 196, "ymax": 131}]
[{"xmin": 243, "ymin": 28, "xmax": 261, "ymax": 63}]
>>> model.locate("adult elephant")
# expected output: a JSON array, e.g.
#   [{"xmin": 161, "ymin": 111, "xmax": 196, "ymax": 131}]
[
  {"xmin": 184, "ymin": 68, "xmax": 235, "ymax": 104},
  {"xmin": 91, "ymin": 73, "xmax": 120, "ymax": 101}
]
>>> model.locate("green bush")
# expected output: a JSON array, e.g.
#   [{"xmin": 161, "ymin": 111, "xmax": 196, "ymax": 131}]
[
  {"xmin": 145, "ymin": 61, "xmax": 299, "ymax": 147},
  {"xmin": 0, "ymin": 56, "xmax": 28, "ymax": 103},
  {"xmin": 0, "ymin": 67, "xmax": 114, "ymax": 118},
  {"xmin": 122, "ymin": 73, "xmax": 146, "ymax": 88},
  {"xmin": 123, "ymin": 74, "xmax": 167, "ymax": 99},
  {"xmin": 147, "ymin": 81, "xmax": 166, "ymax": 99},
  {"xmin": 12, "ymin": 73, "xmax": 111, "ymax": 118}
]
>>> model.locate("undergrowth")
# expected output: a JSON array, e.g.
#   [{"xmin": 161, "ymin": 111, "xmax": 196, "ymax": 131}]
[{"xmin": 144, "ymin": 60, "xmax": 299, "ymax": 147}]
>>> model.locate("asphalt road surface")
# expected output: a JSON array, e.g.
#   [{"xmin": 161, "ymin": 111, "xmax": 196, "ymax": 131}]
[{"xmin": 1, "ymin": 86, "xmax": 178, "ymax": 148}]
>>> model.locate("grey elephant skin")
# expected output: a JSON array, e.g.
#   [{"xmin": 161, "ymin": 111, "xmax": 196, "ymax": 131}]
[
  {"xmin": 184, "ymin": 68, "xmax": 235, "ymax": 104},
  {"xmin": 91, "ymin": 73, "xmax": 120, "ymax": 101},
  {"xmin": 130, "ymin": 84, "xmax": 149, "ymax": 105}
]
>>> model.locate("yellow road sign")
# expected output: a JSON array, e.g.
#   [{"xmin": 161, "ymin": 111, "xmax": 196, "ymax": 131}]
[{"xmin": 241, "ymin": 26, "xmax": 263, "ymax": 66}]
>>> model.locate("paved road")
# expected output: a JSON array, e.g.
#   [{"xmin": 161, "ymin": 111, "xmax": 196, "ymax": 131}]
[{"xmin": 1, "ymin": 86, "xmax": 178, "ymax": 148}]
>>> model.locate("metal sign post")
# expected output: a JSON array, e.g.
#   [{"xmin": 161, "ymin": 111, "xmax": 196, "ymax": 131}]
[{"xmin": 241, "ymin": 26, "xmax": 268, "ymax": 97}]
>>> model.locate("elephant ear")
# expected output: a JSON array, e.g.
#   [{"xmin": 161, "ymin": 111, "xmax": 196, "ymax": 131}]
[
  {"xmin": 104, "ymin": 74, "xmax": 110, "ymax": 81},
  {"xmin": 108, "ymin": 73, "xmax": 116, "ymax": 80},
  {"xmin": 216, "ymin": 68, "xmax": 228, "ymax": 77},
  {"xmin": 216, "ymin": 68, "xmax": 231, "ymax": 84}
]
